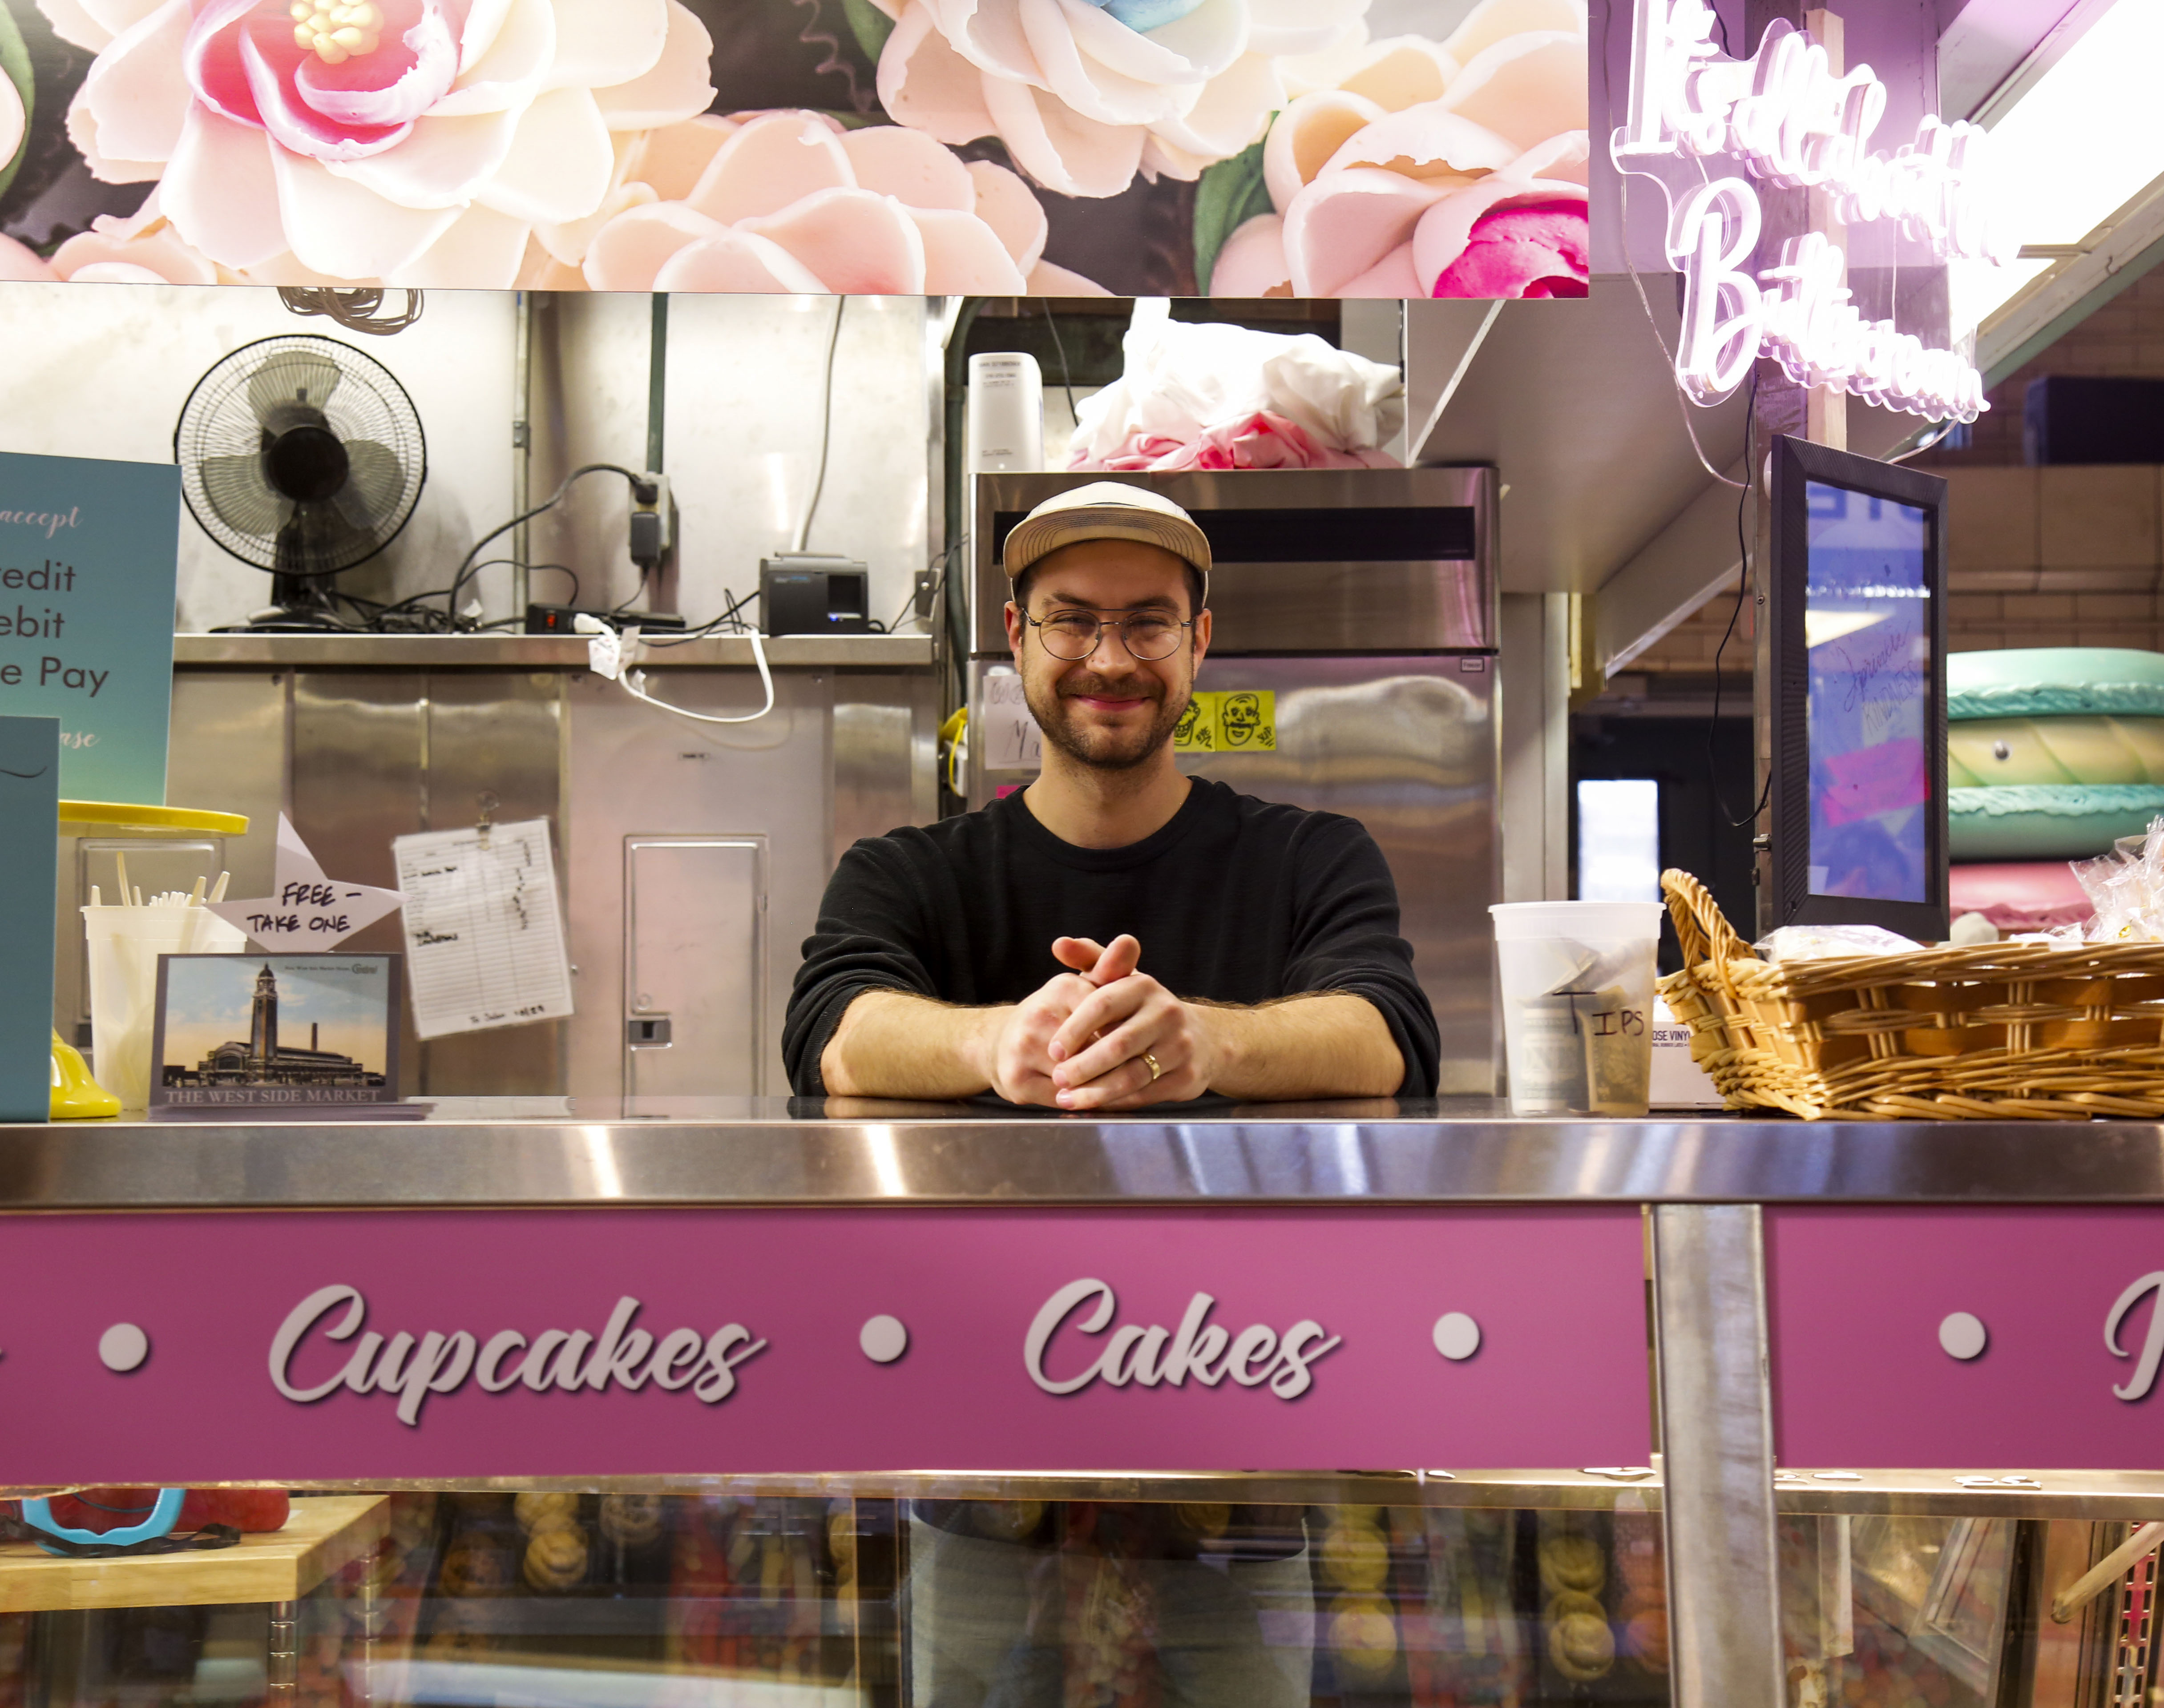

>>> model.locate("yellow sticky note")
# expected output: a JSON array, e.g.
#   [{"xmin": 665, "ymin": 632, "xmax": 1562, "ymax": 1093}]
[
  {"xmin": 1216, "ymin": 689, "xmax": 1275, "ymax": 751},
  {"xmin": 1174, "ymin": 690, "xmax": 1274, "ymax": 753},
  {"xmin": 1174, "ymin": 692, "xmax": 1218, "ymax": 751}
]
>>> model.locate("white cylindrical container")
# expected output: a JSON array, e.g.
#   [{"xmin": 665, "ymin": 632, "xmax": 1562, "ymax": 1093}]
[
  {"xmin": 1490, "ymin": 900, "xmax": 1665, "ymax": 1117},
  {"xmin": 967, "ymin": 352, "xmax": 1045, "ymax": 473},
  {"xmin": 81, "ymin": 905, "xmax": 249, "ymax": 1109}
]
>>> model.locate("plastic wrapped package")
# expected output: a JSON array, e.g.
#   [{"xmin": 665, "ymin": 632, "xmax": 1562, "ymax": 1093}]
[
  {"xmin": 1755, "ymin": 926, "xmax": 1925, "ymax": 963},
  {"xmin": 1068, "ymin": 302, "xmax": 1405, "ymax": 475}
]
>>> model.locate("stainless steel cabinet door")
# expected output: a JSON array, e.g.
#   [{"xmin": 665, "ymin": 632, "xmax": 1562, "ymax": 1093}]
[{"xmin": 624, "ymin": 835, "xmax": 766, "ymax": 1097}]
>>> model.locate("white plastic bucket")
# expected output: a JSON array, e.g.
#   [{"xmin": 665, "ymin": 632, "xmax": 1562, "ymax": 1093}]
[{"xmin": 1490, "ymin": 901, "xmax": 1664, "ymax": 1117}]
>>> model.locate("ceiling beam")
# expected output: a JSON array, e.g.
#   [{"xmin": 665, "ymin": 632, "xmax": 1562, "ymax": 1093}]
[{"xmin": 1978, "ymin": 173, "xmax": 2164, "ymax": 389}]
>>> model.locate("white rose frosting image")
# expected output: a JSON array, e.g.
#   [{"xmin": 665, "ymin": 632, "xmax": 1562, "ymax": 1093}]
[
  {"xmin": 1213, "ymin": 0, "xmax": 1588, "ymax": 297},
  {"xmin": 0, "ymin": 0, "xmax": 1587, "ymax": 294},
  {"xmin": 580, "ymin": 111, "xmax": 1108, "ymax": 293},
  {"xmin": 35, "ymin": 0, "xmax": 717, "ymax": 284},
  {"xmin": 868, "ymin": 0, "xmax": 1369, "ymax": 199}
]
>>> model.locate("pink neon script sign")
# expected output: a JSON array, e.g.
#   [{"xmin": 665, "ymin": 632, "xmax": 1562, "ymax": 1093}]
[
  {"xmin": 0, "ymin": 1207, "xmax": 1652, "ymax": 1484},
  {"xmin": 1610, "ymin": 0, "xmax": 1999, "ymax": 422}
]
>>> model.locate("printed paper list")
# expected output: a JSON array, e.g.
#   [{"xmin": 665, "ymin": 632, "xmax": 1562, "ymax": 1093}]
[{"xmin": 391, "ymin": 819, "xmax": 574, "ymax": 1039}]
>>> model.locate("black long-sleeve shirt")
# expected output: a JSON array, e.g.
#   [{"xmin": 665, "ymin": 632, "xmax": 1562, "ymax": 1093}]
[{"xmin": 783, "ymin": 778, "xmax": 1440, "ymax": 1097}]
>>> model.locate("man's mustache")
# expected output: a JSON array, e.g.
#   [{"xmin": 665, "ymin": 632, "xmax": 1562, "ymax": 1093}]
[{"xmin": 1057, "ymin": 674, "xmax": 1162, "ymax": 701}]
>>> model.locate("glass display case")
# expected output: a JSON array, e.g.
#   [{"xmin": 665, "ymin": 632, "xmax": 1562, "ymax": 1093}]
[
  {"xmin": 13, "ymin": 1480, "xmax": 2164, "ymax": 1708},
  {"xmin": 3, "ymin": 1480, "xmax": 1682, "ymax": 1708},
  {"xmin": 5, "ymin": 1103, "xmax": 2163, "ymax": 1708}
]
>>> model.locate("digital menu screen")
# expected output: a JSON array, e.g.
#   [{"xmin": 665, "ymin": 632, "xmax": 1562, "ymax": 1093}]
[{"xmin": 1805, "ymin": 479, "xmax": 1931, "ymax": 902}]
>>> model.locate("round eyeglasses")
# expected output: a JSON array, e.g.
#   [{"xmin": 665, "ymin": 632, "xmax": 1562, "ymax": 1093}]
[{"xmin": 1024, "ymin": 608, "xmax": 1196, "ymax": 661}]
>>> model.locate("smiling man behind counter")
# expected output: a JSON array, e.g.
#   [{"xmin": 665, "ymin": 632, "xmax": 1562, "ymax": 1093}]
[{"xmin": 783, "ymin": 483, "xmax": 1439, "ymax": 1109}]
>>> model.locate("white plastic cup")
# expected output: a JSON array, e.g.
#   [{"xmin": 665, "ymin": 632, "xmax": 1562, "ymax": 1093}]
[
  {"xmin": 81, "ymin": 906, "xmax": 248, "ymax": 1110},
  {"xmin": 1491, "ymin": 901, "xmax": 1665, "ymax": 1117}
]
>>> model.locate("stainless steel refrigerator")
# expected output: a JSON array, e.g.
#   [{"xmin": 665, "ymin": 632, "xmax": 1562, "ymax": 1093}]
[{"xmin": 967, "ymin": 467, "xmax": 1501, "ymax": 1094}]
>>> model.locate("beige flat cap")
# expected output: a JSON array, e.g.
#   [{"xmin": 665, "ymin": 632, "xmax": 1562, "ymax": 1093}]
[{"xmin": 1001, "ymin": 482, "xmax": 1212, "ymax": 593}]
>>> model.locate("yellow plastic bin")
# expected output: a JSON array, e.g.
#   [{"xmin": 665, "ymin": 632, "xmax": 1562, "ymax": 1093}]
[{"xmin": 53, "ymin": 802, "xmax": 250, "ymax": 1120}]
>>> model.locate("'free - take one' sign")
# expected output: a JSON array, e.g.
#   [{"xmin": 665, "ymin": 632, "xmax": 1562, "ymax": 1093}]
[{"xmin": 0, "ymin": 451, "xmax": 180, "ymax": 805}]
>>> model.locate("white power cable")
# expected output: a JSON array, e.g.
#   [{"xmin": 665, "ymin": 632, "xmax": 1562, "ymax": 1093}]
[
  {"xmin": 576, "ymin": 615, "xmax": 776, "ymax": 725},
  {"xmin": 795, "ymin": 298, "xmax": 847, "ymax": 553}
]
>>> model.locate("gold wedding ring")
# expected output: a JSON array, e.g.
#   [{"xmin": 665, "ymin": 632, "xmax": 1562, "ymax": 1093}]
[{"xmin": 1143, "ymin": 1052, "xmax": 1163, "ymax": 1082}]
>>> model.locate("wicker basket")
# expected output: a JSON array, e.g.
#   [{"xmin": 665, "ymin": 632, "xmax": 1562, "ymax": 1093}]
[{"xmin": 1657, "ymin": 868, "xmax": 2164, "ymax": 1120}]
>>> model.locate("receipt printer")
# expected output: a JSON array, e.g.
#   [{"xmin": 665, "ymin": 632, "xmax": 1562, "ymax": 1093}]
[{"xmin": 759, "ymin": 556, "xmax": 873, "ymax": 635}]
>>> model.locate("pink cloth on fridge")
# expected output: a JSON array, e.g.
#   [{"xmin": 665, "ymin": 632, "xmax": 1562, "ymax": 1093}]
[{"xmin": 1948, "ymin": 860, "xmax": 2094, "ymax": 933}]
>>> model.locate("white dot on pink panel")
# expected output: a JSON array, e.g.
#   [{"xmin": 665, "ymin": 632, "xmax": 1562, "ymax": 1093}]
[
  {"xmin": 99, "ymin": 1323, "xmax": 149, "ymax": 1373},
  {"xmin": 860, "ymin": 1315, "xmax": 908, "ymax": 1363},
  {"xmin": 1938, "ymin": 1312, "xmax": 1987, "ymax": 1361}
]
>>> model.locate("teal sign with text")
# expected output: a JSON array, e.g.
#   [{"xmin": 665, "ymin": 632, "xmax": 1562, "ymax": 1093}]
[
  {"xmin": 0, "ymin": 716, "xmax": 57, "ymax": 1122},
  {"xmin": 0, "ymin": 451, "xmax": 179, "ymax": 805}
]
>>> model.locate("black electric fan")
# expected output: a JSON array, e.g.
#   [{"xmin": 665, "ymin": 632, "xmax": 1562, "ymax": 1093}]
[{"xmin": 174, "ymin": 334, "xmax": 426, "ymax": 631}]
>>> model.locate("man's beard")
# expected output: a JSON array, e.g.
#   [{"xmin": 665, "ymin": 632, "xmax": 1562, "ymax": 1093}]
[{"xmin": 1024, "ymin": 669, "xmax": 1190, "ymax": 772}]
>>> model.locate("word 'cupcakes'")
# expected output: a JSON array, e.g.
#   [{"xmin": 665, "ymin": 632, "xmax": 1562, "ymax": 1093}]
[{"xmin": 270, "ymin": 1287, "xmax": 767, "ymax": 1425}]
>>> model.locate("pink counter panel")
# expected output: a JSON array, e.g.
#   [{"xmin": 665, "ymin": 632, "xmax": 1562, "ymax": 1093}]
[
  {"xmin": 0, "ymin": 1206, "xmax": 1652, "ymax": 1484},
  {"xmin": 1767, "ymin": 1206, "xmax": 2164, "ymax": 1470}
]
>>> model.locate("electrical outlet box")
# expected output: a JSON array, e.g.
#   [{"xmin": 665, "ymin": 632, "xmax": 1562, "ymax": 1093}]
[{"xmin": 630, "ymin": 471, "xmax": 675, "ymax": 568}]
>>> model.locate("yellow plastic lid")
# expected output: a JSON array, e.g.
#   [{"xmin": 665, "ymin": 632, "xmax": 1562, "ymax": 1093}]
[{"xmin": 58, "ymin": 801, "xmax": 250, "ymax": 836}]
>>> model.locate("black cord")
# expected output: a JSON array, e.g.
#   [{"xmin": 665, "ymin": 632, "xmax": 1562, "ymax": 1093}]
[
  {"xmin": 1710, "ymin": 0, "xmax": 1732, "ymax": 53},
  {"xmin": 371, "ymin": 562, "xmax": 575, "ymax": 632},
  {"xmin": 642, "ymin": 586, "xmax": 761, "ymax": 647},
  {"xmin": 607, "ymin": 564, "xmax": 651, "ymax": 617},
  {"xmin": 444, "ymin": 464, "xmax": 643, "ymax": 625},
  {"xmin": 1710, "ymin": 369, "xmax": 1772, "ymax": 828},
  {"xmin": 886, "ymin": 538, "xmax": 965, "ymax": 632},
  {"xmin": 1041, "ymin": 301, "xmax": 1078, "ymax": 427}
]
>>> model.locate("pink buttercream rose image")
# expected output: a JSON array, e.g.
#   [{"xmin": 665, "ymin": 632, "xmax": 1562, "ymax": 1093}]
[
  {"xmin": 38, "ymin": 0, "xmax": 717, "ymax": 284},
  {"xmin": 869, "ymin": 0, "xmax": 1369, "ymax": 199},
  {"xmin": 580, "ymin": 111, "xmax": 1107, "ymax": 294},
  {"xmin": 1212, "ymin": 0, "xmax": 1587, "ymax": 298},
  {"xmin": 1429, "ymin": 197, "xmax": 1585, "ymax": 296},
  {"xmin": 0, "ymin": 194, "xmax": 223, "ymax": 281}
]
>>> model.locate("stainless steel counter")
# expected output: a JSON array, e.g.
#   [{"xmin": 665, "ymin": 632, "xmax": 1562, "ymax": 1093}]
[
  {"xmin": 0, "ymin": 1099, "xmax": 2156, "ymax": 1208},
  {"xmin": 174, "ymin": 632, "xmax": 935, "ymax": 669}
]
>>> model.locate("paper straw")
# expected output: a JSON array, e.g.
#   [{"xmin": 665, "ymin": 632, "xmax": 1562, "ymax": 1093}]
[
  {"xmin": 187, "ymin": 877, "xmax": 206, "ymax": 906},
  {"xmin": 210, "ymin": 871, "xmax": 230, "ymax": 904},
  {"xmin": 115, "ymin": 852, "xmax": 130, "ymax": 906}
]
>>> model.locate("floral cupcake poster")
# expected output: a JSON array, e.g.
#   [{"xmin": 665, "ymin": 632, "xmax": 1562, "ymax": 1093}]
[{"xmin": 0, "ymin": 0, "xmax": 1587, "ymax": 296}]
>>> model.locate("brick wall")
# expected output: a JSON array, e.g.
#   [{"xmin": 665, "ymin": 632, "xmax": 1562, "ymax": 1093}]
[
  {"xmin": 1914, "ymin": 268, "xmax": 2164, "ymax": 469},
  {"xmin": 1941, "ymin": 466, "xmax": 2164, "ymax": 648}
]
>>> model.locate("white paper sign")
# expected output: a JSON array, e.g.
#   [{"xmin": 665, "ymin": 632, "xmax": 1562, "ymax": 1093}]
[
  {"xmin": 981, "ymin": 672, "xmax": 1042, "ymax": 772},
  {"xmin": 390, "ymin": 818, "xmax": 574, "ymax": 1040},
  {"xmin": 208, "ymin": 815, "xmax": 405, "ymax": 951}
]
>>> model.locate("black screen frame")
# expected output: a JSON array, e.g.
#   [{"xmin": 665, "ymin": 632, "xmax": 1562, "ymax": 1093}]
[{"xmin": 1767, "ymin": 434, "xmax": 1950, "ymax": 942}]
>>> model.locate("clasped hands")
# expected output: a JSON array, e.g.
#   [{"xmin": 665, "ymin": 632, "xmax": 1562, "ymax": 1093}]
[{"xmin": 980, "ymin": 934, "xmax": 1217, "ymax": 1111}]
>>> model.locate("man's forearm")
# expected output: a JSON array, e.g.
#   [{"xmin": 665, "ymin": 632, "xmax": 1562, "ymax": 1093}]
[
  {"xmin": 1198, "ymin": 993, "xmax": 1404, "ymax": 1099},
  {"xmin": 819, "ymin": 989, "xmax": 1002, "ymax": 1099}
]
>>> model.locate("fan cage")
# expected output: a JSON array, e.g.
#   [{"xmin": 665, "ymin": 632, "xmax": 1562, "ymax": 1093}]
[{"xmin": 174, "ymin": 333, "xmax": 427, "ymax": 576}]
